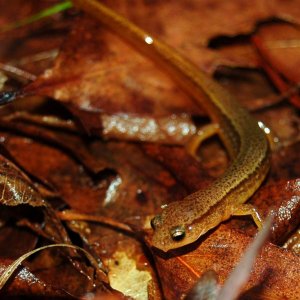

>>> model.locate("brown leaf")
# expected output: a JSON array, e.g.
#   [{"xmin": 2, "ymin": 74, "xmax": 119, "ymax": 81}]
[
  {"xmin": 24, "ymin": 0, "xmax": 300, "ymax": 131},
  {"xmin": 0, "ymin": 154, "xmax": 74, "ymax": 245},
  {"xmin": 25, "ymin": 15, "xmax": 202, "ymax": 118},
  {"xmin": 284, "ymin": 229, "xmax": 300, "ymax": 255},
  {"xmin": 66, "ymin": 221, "xmax": 162, "ymax": 299},
  {"xmin": 215, "ymin": 68, "xmax": 279, "ymax": 112},
  {"xmin": 0, "ymin": 119, "xmax": 106, "ymax": 173},
  {"xmin": 26, "ymin": 2, "xmax": 300, "ymax": 131},
  {"xmin": 0, "ymin": 258, "xmax": 73, "ymax": 298},
  {"xmin": 152, "ymin": 226, "xmax": 300, "ymax": 300},
  {"xmin": 253, "ymin": 22, "xmax": 300, "ymax": 108},
  {"xmin": 255, "ymin": 23, "xmax": 300, "ymax": 83},
  {"xmin": 0, "ymin": 0, "xmax": 72, "ymax": 75},
  {"xmin": 253, "ymin": 179, "xmax": 300, "ymax": 244},
  {"xmin": 270, "ymin": 142, "xmax": 300, "ymax": 181},
  {"xmin": 1, "ymin": 1, "xmax": 300, "ymax": 298},
  {"xmin": 0, "ymin": 127, "xmax": 213, "ymax": 220},
  {"xmin": 0, "ymin": 225, "xmax": 38, "ymax": 259},
  {"xmin": 0, "ymin": 154, "xmax": 45, "ymax": 206},
  {"xmin": 0, "ymin": 151, "xmax": 109, "ymax": 294}
]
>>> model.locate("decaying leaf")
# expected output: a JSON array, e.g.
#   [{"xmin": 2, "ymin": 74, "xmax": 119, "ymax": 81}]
[
  {"xmin": 284, "ymin": 228, "xmax": 300, "ymax": 255},
  {"xmin": 108, "ymin": 251, "xmax": 152, "ymax": 300},
  {"xmin": 0, "ymin": 258, "xmax": 72, "ymax": 298},
  {"xmin": 1, "ymin": 0, "xmax": 300, "ymax": 298},
  {"xmin": 152, "ymin": 226, "xmax": 300, "ymax": 299},
  {"xmin": 0, "ymin": 243, "xmax": 104, "ymax": 290},
  {"xmin": 185, "ymin": 216, "xmax": 273, "ymax": 300},
  {"xmin": 253, "ymin": 22, "xmax": 300, "ymax": 108}
]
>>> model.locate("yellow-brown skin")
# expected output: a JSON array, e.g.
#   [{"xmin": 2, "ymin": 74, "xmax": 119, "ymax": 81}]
[{"xmin": 73, "ymin": 0, "xmax": 270, "ymax": 252}]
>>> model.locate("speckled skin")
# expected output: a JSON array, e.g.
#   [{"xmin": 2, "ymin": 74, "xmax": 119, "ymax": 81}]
[{"xmin": 74, "ymin": 0, "xmax": 270, "ymax": 252}]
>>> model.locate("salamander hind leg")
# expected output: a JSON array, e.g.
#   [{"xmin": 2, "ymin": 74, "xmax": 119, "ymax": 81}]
[
  {"xmin": 185, "ymin": 123, "xmax": 219, "ymax": 160},
  {"xmin": 232, "ymin": 203, "xmax": 263, "ymax": 230},
  {"xmin": 258, "ymin": 120, "xmax": 280, "ymax": 152}
]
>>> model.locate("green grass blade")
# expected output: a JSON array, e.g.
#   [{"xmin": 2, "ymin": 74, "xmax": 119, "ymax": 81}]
[{"xmin": 1, "ymin": 1, "xmax": 73, "ymax": 33}]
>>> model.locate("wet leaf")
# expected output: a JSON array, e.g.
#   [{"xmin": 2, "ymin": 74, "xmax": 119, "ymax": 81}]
[
  {"xmin": 254, "ymin": 23, "xmax": 300, "ymax": 83},
  {"xmin": 0, "ymin": 0, "xmax": 73, "ymax": 75},
  {"xmin": 0, "ymin": 125, "xmax": 213, "ymax": 221},
  {"xmin": 253, "ymin": 179, "xmax": 300, "ymax": 244},
  {"xmin": 152, "ymin": 226, "xmax": 300, "ymax": 300},
  {"xmin": 215, "ymin": 216, "xmax": 272, "ymax": 300},
  {"xmin": 253, "ymin": 22, "xmax": 300, "ymax": 108},
  {"xmin": 0, "ymin": 258, "xmax": 72, "ymax": 298},
  {"xmin": 1, "ymin": 1, "xmax": 300, "ymax": 298},
  {"xmin": 0, "ymin": 244, "xmax": 103, "ymax": 290},
  {"xmin": 284, "ymin": 229, "xmax": 300, "ymax": 255},
  {"xmin": 24, "ymin": 0, "xmax": 300, "ymax": 132}
]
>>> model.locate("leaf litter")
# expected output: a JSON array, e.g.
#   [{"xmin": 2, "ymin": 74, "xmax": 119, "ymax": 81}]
[{"xmin": 0, "ymin": 0, "xmax": 300, "ymax": 299}]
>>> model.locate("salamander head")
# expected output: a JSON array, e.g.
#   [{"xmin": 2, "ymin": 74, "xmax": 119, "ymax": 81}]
[{"xmin": 151, "ymin": 204, "xmax": 204, "ymax": 252}]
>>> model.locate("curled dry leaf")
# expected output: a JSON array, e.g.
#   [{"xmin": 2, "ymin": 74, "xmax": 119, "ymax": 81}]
[
  {"xmin": 0, "ymin": 153, "xmax": 45, "ymax": 207},
  {"xmin": 0, "ymin": 152, "xmax": 110, "ymax": 296}
]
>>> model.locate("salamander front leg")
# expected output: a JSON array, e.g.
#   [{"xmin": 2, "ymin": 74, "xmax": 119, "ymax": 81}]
[
  {"xmin": 232, "ymin": 203, "xmax": 263, "ymax": 229},
  {"xmin": 185, "ymin": 123, "xmax": 219, "ymax": 160}
]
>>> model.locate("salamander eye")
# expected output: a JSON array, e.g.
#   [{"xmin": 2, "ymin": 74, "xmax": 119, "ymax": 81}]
[
  {"xmin": 170, "ymin": 225, "xmax": 186, "ymax": 241},
  {"xmin": 151, "ymin": 215, "xmax": 162, "ymax": 230}
]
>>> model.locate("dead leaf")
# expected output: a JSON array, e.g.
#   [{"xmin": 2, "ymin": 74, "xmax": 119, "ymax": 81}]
[
  {"xmin": 1, "ymin": 1, "xmax": 300, "ymax": 298},
  {"xmin": 0, "ymin": 258, "xmax": 72, "ymax": 298},
  {"xmin": 152, "ymin": 226, "xmax": 300, "ymax": 300},
  {"xmin": 108, "ymin": 251, "xmax": 152, "ymax": 300},
  {"xmin": 253, "ymin": 22, "xmax": 300, "ymax": 108}
]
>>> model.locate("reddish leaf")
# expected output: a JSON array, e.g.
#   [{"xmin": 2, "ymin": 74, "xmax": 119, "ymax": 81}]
[
  {"xmin": 1, "ymin": 1, "xmax": 300, "ymax": 298},
  {"xmin": 0, "ymin": 127, "xmax": 213, "ymax": 219},
  {"xmin": 24, "ymin": 0, "xmax": 300, "ymax": 132},
  {"xmin": 0, "ymin": 0, "xmax": 72, "ymax": 76},
  {"xmin": 0, "ymin": 259, "xmax": 72, "ymax": 298},
  {"xmin": 151, "ymin": 226, "xmax": 300, "ymax": 300},
  {"xmin": 25, "ymin": 16, "xmax": 203, "ymax": 118},
  {"xmin": 253, "ymin": 23, "xmax": 300, "ymax": 108},
  {"xmin": 254, "ymin": 23, "xmax": 300, "ymax": 83},
  {"xmin": 253, "ymin": 179, "xmax": 300, "ymax": 244}
]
